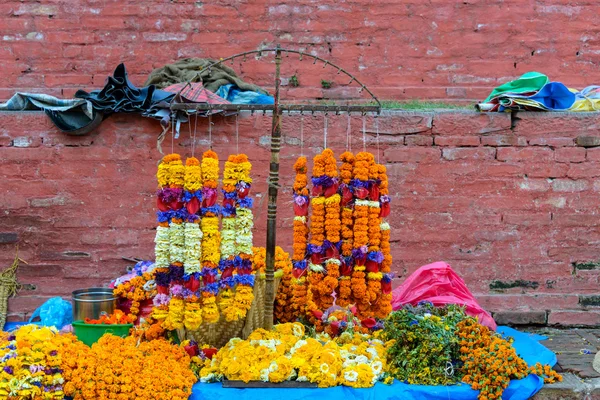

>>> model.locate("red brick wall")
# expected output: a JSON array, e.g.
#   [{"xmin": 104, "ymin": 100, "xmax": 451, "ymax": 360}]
[
  {"xmin": 1, "ymin": 1, "xmax": 600, "ymax": 102},
  {"xmin": 2, "ymin": 111, "xmax": 600, "ymax": 326}
]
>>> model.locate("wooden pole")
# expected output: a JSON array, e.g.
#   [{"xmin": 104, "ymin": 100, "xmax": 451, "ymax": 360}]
[{"xmin": 263, "ymin": 45, "xmax": 282, "ymax": 330}]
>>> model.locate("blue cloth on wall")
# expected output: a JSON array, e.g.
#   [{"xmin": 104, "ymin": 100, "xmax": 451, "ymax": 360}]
[
  {"xmin": 216, "ymin": 84, "xmax": 274, "ymax": 105},
  {"xmin": 190, "ymin": 326, "xmax": 555, "ymax": 400}
]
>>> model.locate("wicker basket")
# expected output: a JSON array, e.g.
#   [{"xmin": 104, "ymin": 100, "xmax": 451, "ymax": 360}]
[
  {"xmin": 0, "ymin": 252, "xmax": 22, "ymax": 330},
  {"xmin": 179, "ymin": 273, "xmax": 281, "ymax": 348}
]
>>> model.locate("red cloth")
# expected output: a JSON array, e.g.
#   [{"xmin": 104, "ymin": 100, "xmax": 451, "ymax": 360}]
[
  {"xmin": 391, "ymin": 261, "xmax": 497, "ymax": 330},
  {"xmin": 163, "ymin": 82, "xmax": 230, "ymax": 104}
]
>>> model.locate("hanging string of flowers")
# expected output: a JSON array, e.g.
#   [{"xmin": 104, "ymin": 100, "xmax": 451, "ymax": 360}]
[
  {"xmin": 291, "ymin": 156, "xmax": 309, "ymax": 317},
  {"xmin": 228, "ymin": 154, "xmax": 255, "ymax": 321},
  {"xmin": 182, "ymin": 156, "xmax": 204, "ymax": 331},
  {"xmin": 200, "ymin": 150, "xmax": 221, "ymax": 324},
  {"xmin": 218, "ymin": 155, "xmax": 239, "ymax": 317},
  {"xmin": 375, "ymin": 162, "xmax": 393, "ymax": 319},
  {"xmin": 337, "ymin": 151, "xmax": 355, "ymax": 307},
  {"xmin": 351, "ymin": 152, "xmax": 373, "ymax": 318},
  {"xmin": 365, "ymin": 160, "xmax": 383, "ymax": 313},
  {"xmin": 321, "ymin": 149, "xmax": 341, "ymax": 311},
  {"xmin": 306, "ymin": 151, "xmax": 326, "ymax": 328}
]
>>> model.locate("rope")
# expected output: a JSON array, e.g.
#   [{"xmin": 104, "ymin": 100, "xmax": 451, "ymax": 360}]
[{"xmin": 323, "ymin": 113, "xmax": 328, "ymax": 149}]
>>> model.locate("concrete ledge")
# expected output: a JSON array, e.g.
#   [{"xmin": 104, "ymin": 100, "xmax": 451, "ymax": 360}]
[{"xmin": 535, "ymin": 373, "xmax": 600, "ymax": 400}]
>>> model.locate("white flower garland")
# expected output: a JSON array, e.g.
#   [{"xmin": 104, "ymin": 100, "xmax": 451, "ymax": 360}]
[
  {"xmin": 183, "ymin": 222, "xmax": 203, "ymax": 274},
  {"xmin": 220, "ymin": 218, "xmax": 237, "ymax": 260},
  {"xmin": 169, "ymin": 221, "xmax": 185, "ymax": 263},
  {"xmin": 154, "ymin": 226, "xmax": 170, "ymax": 268},
  {"xmin": 235, "ymin": 208, "xmax": 254, "ymax": 256}
]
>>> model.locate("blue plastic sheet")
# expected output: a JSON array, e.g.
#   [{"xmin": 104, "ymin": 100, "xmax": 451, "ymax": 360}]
[
  {"xmin": 28, "ymin": 297, "xmax": 73, "ymax": 329},
  {"xmin": 190, "ymin": 326, "xmax": 555, "ymax": 400}
]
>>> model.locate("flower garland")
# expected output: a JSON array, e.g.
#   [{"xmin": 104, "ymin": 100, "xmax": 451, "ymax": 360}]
[
  {"xmin": 155, "ymin": 154, "xmax": 181, "ymax": 270},
  {"xmin": 365, "ymin": 160, "xmax": 383, "ymax": 310},
  {"xmin": 218, "ymin": 155, "xmax": 239, "ymax": 318},
  {"xmin": 306, "ymin": 151, "xmax": 326, "ymax": 327},
  {"xmin": 321, "ymin": 149, "xmax": 341, "ymax": 311},
  {"xmin": 229, "ymin": 154, "xmax": 255, "ymax": 321},
  {"xmin": 181, "ymin": 156, "xmax": 204, "ymax": 330},
  {"xmin": 375, "ymin": 163, "xmax": 393, "ymax": 319},
  {"xmin": 337, "ymin": 151, "xmax": 355, "ymax": 307},
  {"xmin": 351, "ymin": 152, "xmax": 373, "ymax": 317},
  {"xmin": 200, "ymin": 150, "xmax": 221, "ymax": 324},
  {"xmin": 291, "ymin": 156, "xmax": 309, "ymax": 317},
  {"xmin": 0, "ymin": 325, "xmax": 64, "ymax": 399},
  {"xmin": 113, "ymin": 271, "xmax": 157, "ymax": 320},
  {"xmin": 183, "ymin": 157, "xmax": 203, "ymax": 275}
]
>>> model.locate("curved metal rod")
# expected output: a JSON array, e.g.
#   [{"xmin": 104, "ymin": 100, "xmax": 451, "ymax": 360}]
[{"xmin": 199, "ymin": 48, "xmax": 381, "ymax": 109}]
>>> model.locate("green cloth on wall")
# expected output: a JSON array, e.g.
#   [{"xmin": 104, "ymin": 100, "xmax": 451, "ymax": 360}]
[{"xmin": 484, "ymin": 71, "xmax": 549, "ymax": 102}]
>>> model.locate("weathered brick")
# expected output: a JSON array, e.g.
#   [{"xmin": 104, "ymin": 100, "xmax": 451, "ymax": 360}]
[
  {"xmin": 405, "ymin": 135, "xmax": 432, "ymax": 146},
  {"xmin": 384, "ymin": 147, "xmax": 440, "ymax": 163},
  {"xmin": 434, "ymin": 136, "xmax": 480, "ymax": 146},
  {"xmin": 548, "ymin": 311, "xmax": 600, "ymax": 327},
  {"xmin": 576, "ymin": 136, "xmax": 600, "ymax": 148},
  {"xmin": 493, "ymin": 311, "xmax": 547, "ymax": 325},
  {"xmin": 433, "ymin": 112, "xmax": 511, "ymax": 136},
  {"xmin": 0, "ymin": 233, "xmax": 18, "ymax": 244},
  {"xmin": 442, "ymin": 147, "xmax": 495, "ymax": 161},
  {"xmin": 481, "ymin": 135, "xmax": 527, "ymax": 147},
  {"xmin": 555, "ymin": 147, "xmax": 586, "ymax": 163},
  {"xmin": 497, "ymin": 147, "xmax": 553, "ymax": 162},
  {"xmin": 503, "ymin": 213, "xmax": 552, "ymax": 226},
  {"xmin": 529, "ymin": 137, "xmax": 575, "ymax": 147},
  {"xmin": 552, "ymin": 179, "xmax": 588, "ymax": 192}
]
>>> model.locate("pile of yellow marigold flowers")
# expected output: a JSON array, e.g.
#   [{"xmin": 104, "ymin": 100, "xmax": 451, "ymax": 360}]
[{"xmin": 199, "ymin": 322, "xmax": 389, "ymax": 388}]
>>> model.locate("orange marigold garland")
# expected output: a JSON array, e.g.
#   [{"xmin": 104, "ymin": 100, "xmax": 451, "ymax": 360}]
[
  {"xmin": 337, "ymin": 151, "xmax": 355, "ymax": 307},
  {"xmin": 350, "ymin": 151, "xmax": 374, "ymax": 318},
  {"xmin": 375, "ymin": 162, "xmax": 393, "ymax": 319},
  {"xmin": 365, "ymin": 160, "xmax": 383, "ymax": 309},
  {"xmin": 200, "ymin": 150, "xmax": 221, "ymax": 324},
  {"xmin": 320, "ymin": 149, "xmax": 341, "ymax": 311},
  {"xmin": 306, "ymin": 151, "xmax": 326, "ymax": 327},
  {"xmin": 291, "ymin": 156, "xmax": 310, "ymax": 318}
]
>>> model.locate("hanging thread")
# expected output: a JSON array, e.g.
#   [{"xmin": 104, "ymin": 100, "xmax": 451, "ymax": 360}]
[
  {"xmin": 171, "ymin": 113, "xmax": 175, "ymax": 154},
  {"xmin": 362, "ymin": 113, "xmax": 366, "ymax": 152},
  {"xmin": 346, "ymin": 113, "xmax": 351, "ymax": 151},
  {"xmin": 323, "ymin": 113, "xmax": 328, "ymax": 149},
  {"xmin": 235, "ymin": 113, "xmax": 239, "ymax": 154},
  {"xmin": 192, "ymin": 112, "xmax": 198, "ymax": 157},
  {"xmin": 300, "ymin": 113, "xmax": 304, "ymax": 156},
  {"xmin": 208, "ymin": 113, "xmax": 213, "ymax": 149},
  {"xmin": 375, "ymin": 116, "xmax": 380, "ymax": 163}
]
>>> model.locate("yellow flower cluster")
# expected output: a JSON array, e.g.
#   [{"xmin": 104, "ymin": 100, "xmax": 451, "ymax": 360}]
[
  {"xmin": 0, "ymin": 325, "xmax": 64, "ymax": 399},
  {"xmin": 199, "ymin": 323, "xmax": 388, "ymax": 388},
  {"xmin": 201, "ymin": 150, "xmax": 219, "ymax": 189},
  {"xmin": 184, "ymin": 157, "xmax": 202, "ymax": 192},
  {"xmin": 168, "ymin": 154, "xmax": 185, "ymax": 188}
]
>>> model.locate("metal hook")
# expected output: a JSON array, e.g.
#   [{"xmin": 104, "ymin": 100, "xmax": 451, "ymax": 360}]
[
  {"xmin": 322, "ymin": 60, "xmax": 329, "ymax": 68},
  {"xmin": 313, "ymin": 56, "xmax": 318, "ymax": 64},
  {"xmin": 299, "ymin": 52, "xmax": 303, "ymax": 61},
  {"xmin": 337, "ymin": 68, "xmax": 342, "ymax": 74},
  {"xmin": 348, "ymin": 77, "xmax": 355, "ymax": 85}
]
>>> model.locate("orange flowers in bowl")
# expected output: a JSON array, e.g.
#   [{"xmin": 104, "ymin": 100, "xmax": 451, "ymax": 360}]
[{"xmin": 84, "ymin": 309, "xmax": 136, "ymax": 325}]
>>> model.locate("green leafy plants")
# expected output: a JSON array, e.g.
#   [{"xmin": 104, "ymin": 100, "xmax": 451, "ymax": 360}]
[
  {"xmin": 289, "ymin": 75, "xmax": 299, "ymax": 87},
  {"xmin": 321, "ymin": 80, "xmax": 333, "ymax": 89}
]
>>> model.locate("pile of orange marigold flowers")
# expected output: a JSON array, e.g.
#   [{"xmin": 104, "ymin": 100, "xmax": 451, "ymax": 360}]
[
  {"xmin": 60, "ymin": 334, "xmax": 196, "ymax": 400},
  {"xmin": 458, "ymin": 318, "xmax": 562, "ymax": 400}
]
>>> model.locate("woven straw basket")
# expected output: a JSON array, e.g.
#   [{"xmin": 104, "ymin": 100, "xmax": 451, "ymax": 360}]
[
  {"xmin": 179, "ymin": 273, "xmax": 281, "ymax": 348},
  {"xmin": 0, "ymin": 252, "xmax": 22, "ymax": 330}
]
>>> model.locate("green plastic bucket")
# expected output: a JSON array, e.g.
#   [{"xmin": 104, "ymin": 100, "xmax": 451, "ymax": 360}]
[{"xmin": 72, "ymin": 321, "xmax": 133, "ymax": 346}]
